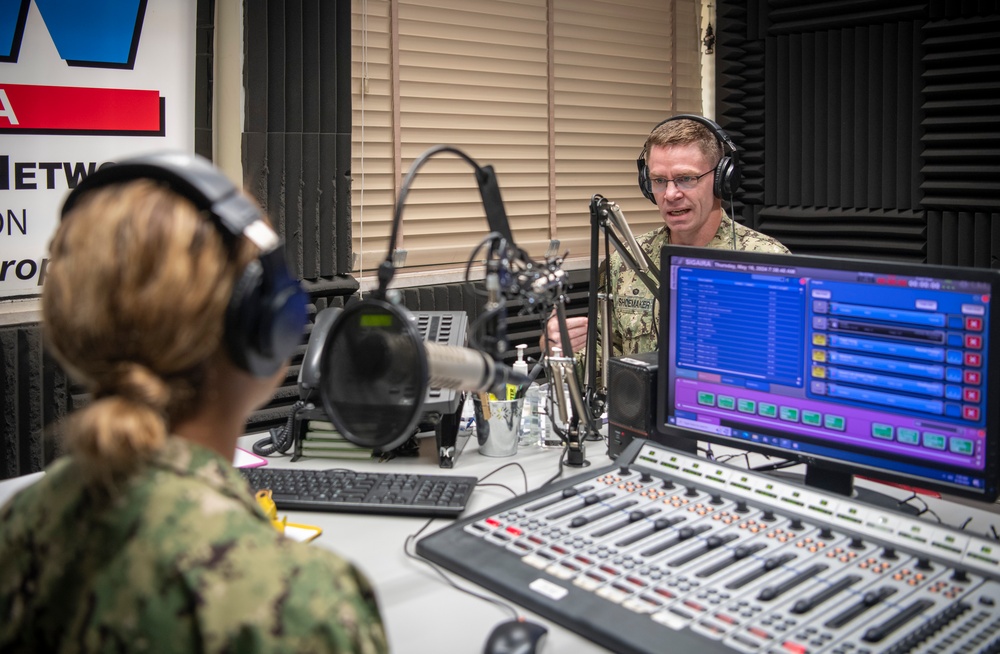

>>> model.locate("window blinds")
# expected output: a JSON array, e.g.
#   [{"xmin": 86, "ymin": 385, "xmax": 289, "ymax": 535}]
[{"xmin": 352, "ymin": 0, "xmax": 703, "ymax": 279}]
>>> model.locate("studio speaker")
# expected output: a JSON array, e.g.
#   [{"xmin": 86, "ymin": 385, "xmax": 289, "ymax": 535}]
[{"xmin": 607, "ymin": 351, "xmax": 697, "ymax": 458}]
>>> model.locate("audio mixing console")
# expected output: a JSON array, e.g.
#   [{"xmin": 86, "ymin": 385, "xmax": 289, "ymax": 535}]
[{"xmin": 417, "ymin": 439, "xmax": 1000, "ymax": 653}]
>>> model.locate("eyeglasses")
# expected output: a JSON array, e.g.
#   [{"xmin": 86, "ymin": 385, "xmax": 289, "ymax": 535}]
[{"xmin": 646, "ymin": 169, "xmax": 714, "ymax": 193}]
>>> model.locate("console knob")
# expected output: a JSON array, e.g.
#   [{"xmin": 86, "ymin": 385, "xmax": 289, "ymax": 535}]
[
  {"xmin": 735, "ymin": 500, "xmax": 749, "ymax": 514},
  {"xmin": 916, "ymin": 557, "xmax": 933, "ymax": 571},
  {"xmin": 710, "ymin": 494, "xmax": 724, "ymax": 505},
  {"xmin": 640, "ymin": 472, "xmax": 654, "ymax": 483},
  {"xmin": 685, "ymin": 486, "xmax": 699, "ymax": 497},
  {"xmin": 952, "ymin": 569, "xmax": 970, "ymax": 583},
  {"xmin": 849, "ymin": 537, "xmax": 865, "ymax": 549},
  {"xmin": 761, "ymin": 510, "xmax": 776, "ymax": 522},
  {"xmin": 882, "ymin": 547, "xmax": 897, "ymax": 560},
  {"xmin": 661, "ymin": 479, "xmax": 675, "ymax": 490}
]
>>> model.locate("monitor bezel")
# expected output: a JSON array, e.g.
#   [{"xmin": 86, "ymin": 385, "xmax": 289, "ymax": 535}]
[{"xmin": 655, "ymin": 245, "xmax": 1000, "ymax": 504}]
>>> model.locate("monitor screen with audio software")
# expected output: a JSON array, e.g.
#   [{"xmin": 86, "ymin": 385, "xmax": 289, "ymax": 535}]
[{"xmin": 655, "ymin": 245, "xmax": 1000, "ymax": 503}]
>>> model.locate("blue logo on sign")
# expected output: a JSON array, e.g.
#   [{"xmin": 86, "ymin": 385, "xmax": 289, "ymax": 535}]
[{"xmin": 0, "ymin": 0, "xmax": 147, "ymax": 69}]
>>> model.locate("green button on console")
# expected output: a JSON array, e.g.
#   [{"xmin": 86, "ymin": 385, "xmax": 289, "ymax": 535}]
[
  {"xmin": 824, "ymin": 415, "xmax": 846, "ymax": 431},
  {"xmin": 780, "ymin": 407, "xmax": 800, "ymax": 422},
  {"xmin": 949, "ymin": 438, "xmax": 974, "ymax": 456},
  {"xmin": 923, "ymin": 433, "xmax": 947, "ymax": 450},
  {"xmin": 871, "ymin": 424, "xmax": 894, "ymax": 440}
]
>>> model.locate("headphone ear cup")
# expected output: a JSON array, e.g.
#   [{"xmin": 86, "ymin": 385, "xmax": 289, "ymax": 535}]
[
  {"xmin": 714, "ymin": 154, "xmax": 741, "ymax": 198},
  {"xmin": 225, "ymin": 260, "xmax": 264, "ymax": 375},
  {"xmin": 636, "ymin": 150, "xmax": 656, "ymax": 204},
  {"xmin": 225, "ymin": 258, "xmax": 308, "ymax": 378},
  {"xmin": 262, "ymin": 279, "xmax": 309, "ymax": 370}
]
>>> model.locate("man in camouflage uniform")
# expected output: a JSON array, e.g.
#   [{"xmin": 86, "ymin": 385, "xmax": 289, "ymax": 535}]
[
  {"xmin": 0, "ymin": 437, "xmax": 388, "ymax": 653},
  {"xmin": 544, "ymin": 116, "xmax": 788, "ymax": 377},
  {"xmin": 603, "ymin": 210, "xmax": 788, "ymax": 359}
]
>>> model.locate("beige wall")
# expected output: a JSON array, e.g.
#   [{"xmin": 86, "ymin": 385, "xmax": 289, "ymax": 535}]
[
  {"xmin": 213, "ymin": 0, "xmax": 243, "ymax": 187},
  {"xmin": 700, "ymin": 0, "xmax": 715, "ymax": 119}
]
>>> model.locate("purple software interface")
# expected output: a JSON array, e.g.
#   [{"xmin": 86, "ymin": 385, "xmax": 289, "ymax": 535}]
[{"xmin": 656, "ymin": 246, "xmax": 1000, "ymax": 501}]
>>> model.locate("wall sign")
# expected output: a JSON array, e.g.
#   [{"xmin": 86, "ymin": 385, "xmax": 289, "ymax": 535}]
[{"xmin": 0, "ymin": 0, "xmax": 195, "ymax": 299}]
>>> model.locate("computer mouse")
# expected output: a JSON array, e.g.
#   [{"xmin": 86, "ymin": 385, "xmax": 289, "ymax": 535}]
[{"xmin": 483, "ymin": 618, "xmax": 549, "ymax": 654}]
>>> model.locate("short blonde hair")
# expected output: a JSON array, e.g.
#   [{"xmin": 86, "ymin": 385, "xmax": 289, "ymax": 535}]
[
  {"xmin": 43, "ymin": 179, "xmax": 256, "ymax": 483},
  {"xmin": 644, "ymin": 117, "xmax": 723, "ymax": 168}
]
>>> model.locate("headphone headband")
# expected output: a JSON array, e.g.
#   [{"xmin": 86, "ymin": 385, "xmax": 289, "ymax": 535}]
[
  {"xmin": 62, "ymin": 152, "xmax": 270, "ymax": 245},
  {"xmin": 60, "ymin": 152, "xmax": 307, "ymax": 378}
]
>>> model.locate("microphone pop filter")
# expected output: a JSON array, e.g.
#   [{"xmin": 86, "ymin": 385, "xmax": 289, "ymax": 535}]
[{"xmin": 320, "ymin": 299, "xmax": 429, "ymax": 451}]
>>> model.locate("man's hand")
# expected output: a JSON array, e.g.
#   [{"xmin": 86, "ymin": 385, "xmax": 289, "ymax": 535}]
[{"xmin": 540, "ymin": 315, "xmax": 589, "ymax": 355}]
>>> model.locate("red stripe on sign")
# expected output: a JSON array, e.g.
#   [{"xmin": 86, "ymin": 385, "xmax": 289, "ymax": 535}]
[{"xmin": 0, "ymin": 84, "xmax": 162, "ymax": 132}]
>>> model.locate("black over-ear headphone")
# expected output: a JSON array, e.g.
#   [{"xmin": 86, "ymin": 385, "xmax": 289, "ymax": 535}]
[
  {"xmin": 60, "ymin": 152, "xmax": 308, "ymax": 378},
  {"xmin": 636, "ymin": 113, "xmax": 742, "ymax": 203}
]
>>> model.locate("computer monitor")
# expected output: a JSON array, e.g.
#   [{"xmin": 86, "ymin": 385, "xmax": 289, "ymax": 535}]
[{"xmin": 655, "ymin": 245, "xmax": 1000, "ymax": 504}]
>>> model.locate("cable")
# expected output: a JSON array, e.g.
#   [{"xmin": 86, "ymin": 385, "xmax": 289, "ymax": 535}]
[
  {"xmin": 539, "ymin": 443, "xmax": 570, "ymax": 488},
  {"xmin": 379, "ymin": 146, "xmax": 522, "ymax": 297},
  {"xmin": 463, "ymin": 232, "xmax": 508, "ymax": 294},
  {"xmin": 403, "ymin": 518, "xmax": 520, "ymax": 622},
  {"xmin": 750, "ymin": 459, "xmax": 797, "ymax": 473},
  {"xmin": 252, "ymin": 399, "xmax": 306, "ymax": 456},
  {"xmin": 477, "ymin": 461, "xmax": 529, "ymax": 493},
  {"xmin": 401, "ymin": 467, "xmax": 539, "ymax": 625},
  {"xmin": 475, "ymin": 482, "xmax": 522, "ymax": 497},
  {"xmin": 727, "ymin": 195, "xmax": 737, "ymax": 250}
]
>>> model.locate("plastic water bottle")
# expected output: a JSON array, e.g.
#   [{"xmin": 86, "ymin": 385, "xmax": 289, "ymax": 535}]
[
  {"xmin": 513, "ymin": 345, "xmax": 538, "ymax": 446},
  {"xmin": 519, "ymin": 382, "xmax": 540, "ymax": 446},
  {"xmin": 536, "ymin": 382, "xmax": 567, "ymax": 449}
]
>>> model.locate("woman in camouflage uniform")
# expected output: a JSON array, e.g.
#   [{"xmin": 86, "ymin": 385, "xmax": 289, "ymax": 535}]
[{"xmin": 0, "ymin": 159, "xmax": 388, "ymax": 653}]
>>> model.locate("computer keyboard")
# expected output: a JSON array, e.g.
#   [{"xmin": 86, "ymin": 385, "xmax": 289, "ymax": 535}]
[{"xmin": 240, "ymin": 466, "xmax": 478, "ymax": 518}]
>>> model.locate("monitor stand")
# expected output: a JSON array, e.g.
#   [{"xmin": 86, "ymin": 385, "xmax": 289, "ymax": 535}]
[{"xmin": 767, "ymin": 465, "xmax": 921, "ymax": 516}]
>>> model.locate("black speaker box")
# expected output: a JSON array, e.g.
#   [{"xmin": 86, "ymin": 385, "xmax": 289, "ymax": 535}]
[{"xmin": 607, "ymin": 351, "xmax": 697, "ymax": 458}]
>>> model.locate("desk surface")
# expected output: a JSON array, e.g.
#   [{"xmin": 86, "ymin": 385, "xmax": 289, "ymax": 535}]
[
  {"xmin": 4, "ymin": 433, "xmax": 999, "ymax": 654},
  {"xmin": 238, "ymin": 432, "xmax": 1000, "ymax": 654},
  {"xmin": 239, "ymin": 431, "xmax": 615, "ymax": 653}
]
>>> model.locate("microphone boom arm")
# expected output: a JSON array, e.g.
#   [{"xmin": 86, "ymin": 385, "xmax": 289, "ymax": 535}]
[
  {"xmin": 607, "ymin": 201, "xmax": 657, "ymax": 275},
  {"xmin": 596, "ymin": 196, "xmax": 659, "ymax": 297}
]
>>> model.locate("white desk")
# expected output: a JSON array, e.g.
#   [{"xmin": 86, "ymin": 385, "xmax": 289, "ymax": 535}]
[
  {"xmin": 5, "ymin": 433, "xmax": 998, "ymax": 653},
  {"xmin": 238, "ymin": 431, "xmax": 618, "ymax": 654},
  {"xmin": 242, "ymin": 430, "xmax": 1000, "ymax": 654}
]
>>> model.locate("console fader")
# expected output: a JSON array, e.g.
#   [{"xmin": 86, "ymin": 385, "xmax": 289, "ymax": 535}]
[{"xmin": 417, "ymin": 439, "xmax": 1000, "ymax": 653}]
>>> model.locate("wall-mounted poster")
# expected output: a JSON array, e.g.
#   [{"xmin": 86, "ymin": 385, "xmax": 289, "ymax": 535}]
[{"xmin": 0, "ymin": 0, "xmax": 196, "ymax": 299}]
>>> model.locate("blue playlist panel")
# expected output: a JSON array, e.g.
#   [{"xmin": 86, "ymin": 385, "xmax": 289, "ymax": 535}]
[{"xmin": 675, "ymin": 269, "xmax": 805, "ymax": 386}]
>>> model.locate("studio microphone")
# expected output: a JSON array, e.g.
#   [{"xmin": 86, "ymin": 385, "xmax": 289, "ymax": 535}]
[
  {"xmin": 425, "ymin": 341, "xmax": 530, "ymax": 396},
  {"xmin": 319, "ymin": 298, "xmax": 529, "ymax": 451},
  {"xmin": 351, "ymin": 327, "xmax": 528, "ymax": 396}
]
